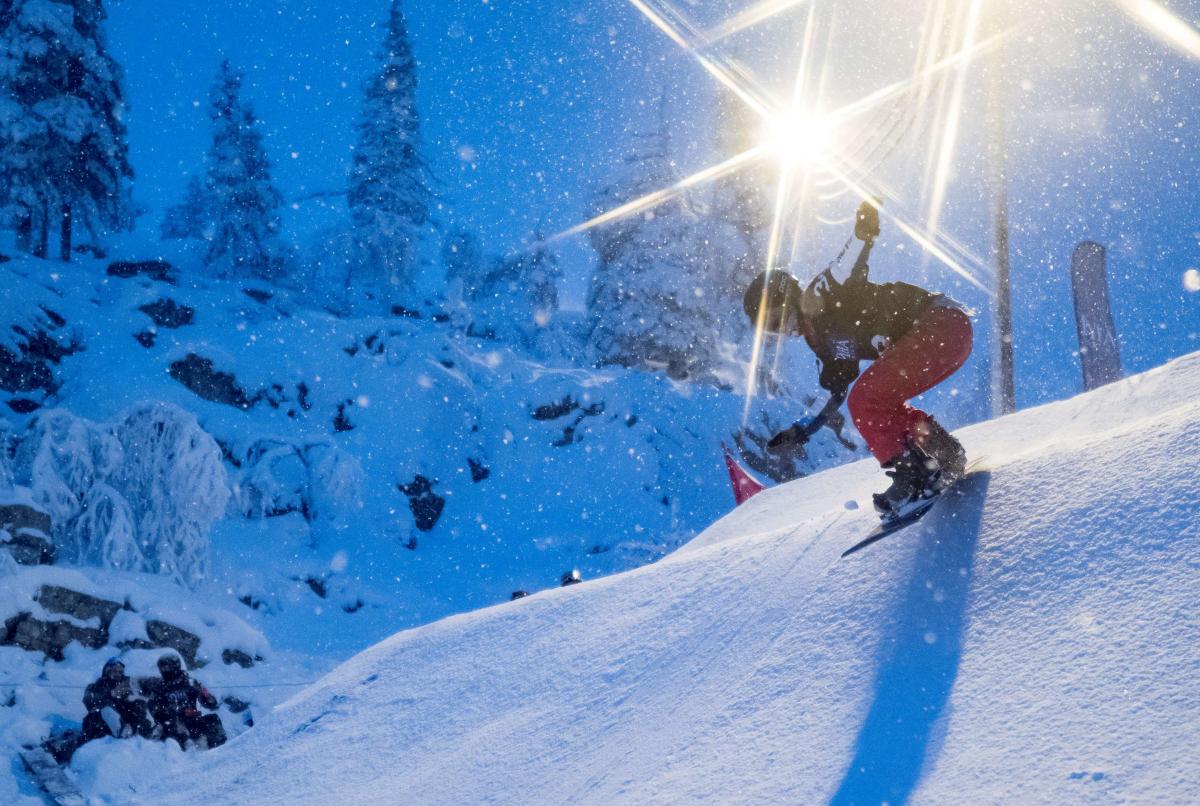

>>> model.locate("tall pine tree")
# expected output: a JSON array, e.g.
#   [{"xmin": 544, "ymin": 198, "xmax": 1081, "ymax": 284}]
[
  {"xmin": 0, "ymin": 0, "xmax": 132, "ymax": 260},
  {"xmin": 160, "ymin": 174, "xmax": 210, "ymax": 241},
  {"xmin": 587, "ymin": 104, "xmax": 720, "ymax": 381},
  {"xmin": 203, "ymin": 60, "xmax": 286, "ymax": 279},
  {"xmin": 347, "ymin": 0, "xmax": 431, "ymax": 301}
]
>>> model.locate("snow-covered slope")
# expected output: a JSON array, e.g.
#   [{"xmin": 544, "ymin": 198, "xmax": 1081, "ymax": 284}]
[
  {"xmin": 0, "ymin": 254, "xmax": 857, "ymax": 661},
  {"xmin": 114, "ymin": 350, "xmax": 1200, "ymax": 804}
]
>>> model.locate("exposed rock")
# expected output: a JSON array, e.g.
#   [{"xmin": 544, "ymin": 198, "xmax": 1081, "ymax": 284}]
[
  {"xmin": 2, "ymin": 612, "xmax": 107, "ymax": 660},
  {"xmin": 1, "ymin": 529, "xmax": 55, "ymax": 565},
  {"xmin": 532, "ymin": 395, "xmax": 579, "ymax": 421},
  {"xmin": 0, "ymin": 315, "xmax": 79, "ymax": 395},
  {"xmin": 391, "ymin": 304, "xmax": 422, "ymax": 319},
  {"xmin": 398, "ymin": 475, "xmax": 445, "ymax": 532},
  {"xmin": 223, "ymin": 695, "xmax": 251, "ymax": 714},
  {"xmin": 0, "ymin": 503, "xmax": 52, "ymax": 544},
  {"xmin": 0, "ymin": 345, "xmax": 54, "ymax": 395},
  {"xmin": 106, "ymin": 260, "xmax": 176, "ymax": 283},
  {"xmin": 243, "ymin": 288, "xmax": 273, "ymax": 303},
  {"xmin": 333, "ymin": 402, "xmax": 354, "ymax": 432},
  {"xmin": 134, "ymin": 330, "xmax": 156, "ymax": 348},
  {"xmin": 138, "ymin": 298, "xmax": 195, "ymax": 329},
  {"xmin": 221, "ymin": 648, "xmax": 261, "ymax": 668},
  {"xmin": 145, "ymin": 620, "xmax": 203, "ymax": 668},
  {"xmin": 169, "ymin": 354, "xmax": 254, "ymax": 409},
  {"xmin": 467, "ymin": 458, "xmax": 490, "ymax": 483},
  {"xmin": 36, "ymin": 585, "xmax": 121, "ymax": 628}
]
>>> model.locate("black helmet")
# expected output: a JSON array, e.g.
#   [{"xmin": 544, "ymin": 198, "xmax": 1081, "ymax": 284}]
[
  {"xmin": 157, "ymin": 654, "xmax": 183, "ymax": 676},
  {"xmin": 743, "ymin": 270, "xmax": 804, "ymax": 333}
]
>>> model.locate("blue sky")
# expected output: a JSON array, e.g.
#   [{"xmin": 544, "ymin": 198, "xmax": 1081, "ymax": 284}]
[{"xmin": 104, "ymin": 0, "xmax": 1198, "ymax": 410}]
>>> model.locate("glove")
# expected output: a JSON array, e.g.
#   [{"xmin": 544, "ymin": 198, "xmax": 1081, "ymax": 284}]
[
  {"xmin": 767, "ymin": 417, "xmax": 817, "ymax": 453},
  {"xmin": 855, "ymin": 199, "xmax": 881, "ymax": 241}
]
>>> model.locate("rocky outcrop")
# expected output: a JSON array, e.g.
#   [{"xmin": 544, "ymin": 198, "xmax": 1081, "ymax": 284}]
[
  {"xmin": 0, "ymin": 503, "xmax": 55, "ymax": 565},
  {"xmin": 168, "ymin": 354, "xmax": 254, "ymax": 409},
  {"xmin": 106, "ymin": 260, "xmax": 176, "ymax": 284},
  {"xmin": 138, "ymin": 298, "xmax": 195, "ymax": 329},
  {"xmin": 398, "ymin": 475, "xmax": 445, "ymax": 532},
  {"xmin": 1, "ymin": 583, "xmax": 256, "ymax": 669}
]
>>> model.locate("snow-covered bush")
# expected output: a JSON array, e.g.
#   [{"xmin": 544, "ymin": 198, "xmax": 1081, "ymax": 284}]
[
  {"xmin": 111, "ymin": 403, "xmax": 230, "ymax": 584},
  {"xmin": 12, "ymin": 404, "xmax": 229, "ymax": 586},
  {"xmin": 24, "ymin": 408, "xmax": 124, "ymax": 540},
  {"xmin": 235, "ymin": 438, "xmax": 363, "ymax": 527}
]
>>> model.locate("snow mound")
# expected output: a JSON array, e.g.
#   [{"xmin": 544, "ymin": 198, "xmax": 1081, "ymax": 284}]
[{"xmin": 129, "ymin": 350, "xmax": 1200, "ymax": 804}]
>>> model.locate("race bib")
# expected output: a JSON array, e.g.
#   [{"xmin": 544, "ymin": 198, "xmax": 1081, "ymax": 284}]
[{"xmin": 832, "ymin": 339, "xmax": 855, "ymax": 360}]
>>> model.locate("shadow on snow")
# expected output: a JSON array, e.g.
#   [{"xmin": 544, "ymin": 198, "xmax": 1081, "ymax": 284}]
[{"xmin": 830, "ymin": 472, "xmax": 992, "ymax": 806}]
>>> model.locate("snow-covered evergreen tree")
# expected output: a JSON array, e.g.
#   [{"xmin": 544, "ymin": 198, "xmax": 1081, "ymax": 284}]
[
  {"xmin": 203, "ymin": 60, "xmax": 286, "ymax": 280},
  {"xmin": 160, "ymin": 174, "xmax": 211, "ymax": 241},
  {"xmin": 711, "ymin": 92, "xmax": 771, "ymax": 256},
  {"xmin": 0, "ymin": 0, "xmax": 133, "ymax": 260},
  {"xmin": 473, "ymin": 234, "xmax": 564, "ymax": 348},
  {"xmin": 586, "ymin": 106, "xmax": 720, "ymax": 381},
  {"xmin": 707, "ymin": 91, "xmax": 771, "ymax": 340},
  {"xmin": 346, "ymin": 0, "xmax": 431, "ymax": 301},
  {"xmin": 442, "ymin": 226, "xmax": 484, "ymax": 328}
]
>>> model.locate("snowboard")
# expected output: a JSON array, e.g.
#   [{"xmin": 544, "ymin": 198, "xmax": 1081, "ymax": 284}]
[
  {"xmin": 842, "ymin": 458, "xmax": 985, "ymax": 558},
  {"xmin": 19, "ymin": 746, "xmax": 86, "ymax": 806}
]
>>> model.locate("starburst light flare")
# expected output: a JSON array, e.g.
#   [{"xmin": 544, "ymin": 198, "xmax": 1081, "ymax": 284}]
[{"xmin": 1112, "ymin": 0, "xmax": 1200, "ymax": 61}]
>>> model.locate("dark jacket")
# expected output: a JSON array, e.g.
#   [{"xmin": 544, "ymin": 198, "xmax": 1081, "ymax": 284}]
[
  {"xmin": 83, "ymin": 674, "xmax": 136, "ymax": 714},
  {"xmin": 148, "ymin": 673, "xmax": 218, "ymax": 723},
  {"xmin": 82, "ymin": 672, "xmax": 153, "ymax": 741},
  {"xmin": 799, "ymin": 241, "xmax": 938, "ymax": 396}
]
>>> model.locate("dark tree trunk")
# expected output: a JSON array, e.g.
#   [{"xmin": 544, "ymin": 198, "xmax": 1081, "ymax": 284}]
[
  {"xmin": 16, "ymin": 211, "xmax": 32, "ymax": 253},
  {"xmin": 59, "ymin": 202, "xmax": 73, "ymax": 262},
  {"xmin": 33, "ymin": 206, "xmax": 48, "ymax": 259}
]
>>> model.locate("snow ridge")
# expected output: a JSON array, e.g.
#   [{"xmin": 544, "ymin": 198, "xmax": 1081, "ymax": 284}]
[{"xmin": 130, "ymin": 351, "xmax": 1200, "ymax": 805}]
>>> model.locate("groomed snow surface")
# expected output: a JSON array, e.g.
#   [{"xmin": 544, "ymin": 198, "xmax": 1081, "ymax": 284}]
[{"xmin": 90, "ymin": 353, "xmax": 1200, "ymax": 802}]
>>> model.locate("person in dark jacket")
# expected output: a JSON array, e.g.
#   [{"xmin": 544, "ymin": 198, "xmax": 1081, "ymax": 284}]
[
  {"xmin": 743, "ymin": 201, "xmax": 973, "ymax": 519},
  {"xmin": 146, "ymin": 653, "xmax": 227, "ymax": 749},
  {"xmin": 81, "ymin": 657, "xmax": 154, "ymax": 743}
]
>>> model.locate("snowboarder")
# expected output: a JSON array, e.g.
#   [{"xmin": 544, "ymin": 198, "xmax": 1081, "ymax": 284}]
[
  {"xmin": 81, "ymin": 658, "xmax": 154, "ymax": 744},
  {"xmin": 146, "ymin": 653, "xmax": 227, "ymax": 750},
  {"xmin": 743, "ymin": 201, "xmax": 973, "ymax": 521}
]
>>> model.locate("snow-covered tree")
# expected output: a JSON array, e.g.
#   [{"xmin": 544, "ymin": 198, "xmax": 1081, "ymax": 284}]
[
  {"xmin": 443, "ymin": 226, "xmax": 484, "ymax": 297},
  {"xmin": 203, "ymin": 60, "xmax": 286, "ymax": 279},
  {"xmin": 710, "ymin": 90, "xmax": 771, "ymax": 276},
  {"xmin": 110, "ymin": 403, "xmax": 229, "ymax": 585},
  {"xmin": 346, "ymin": 0, "xmax": 432, "ymax": 300},
  {"xmin": 473, "ymin": 234, "xmax": 563, "ymax": 347},
  {"xmin": 0, "ymin": 0, "xmax": 133, "ymax": 260},
  {"xmin": 16, "ymin": 404, "xmax": 228, "ymax": 586},
  {"xmin": 235, "ymin": 437, "xmax": 363, "ymax": 529},
  {"xmin": 160, "ymin": 174, "xmax": 211, "ymax": 241},
  {"xmin": 587, "ymin": 107, "xmax": 720, "ymax": 381}
]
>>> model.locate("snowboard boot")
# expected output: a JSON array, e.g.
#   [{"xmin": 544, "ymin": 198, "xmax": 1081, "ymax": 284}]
[
  {"xmin": 914, "ymin": 417, "xmax": 967, "ymax": 483},
  {"xmin": 872, "ymin": 444, "xmax": 942, "ymax": 520}
]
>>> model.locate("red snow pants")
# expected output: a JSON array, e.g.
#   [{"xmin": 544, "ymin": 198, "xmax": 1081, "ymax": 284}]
[{"xmin": 847, "ymin": 303, "xmax": 973, "ymax": 466}]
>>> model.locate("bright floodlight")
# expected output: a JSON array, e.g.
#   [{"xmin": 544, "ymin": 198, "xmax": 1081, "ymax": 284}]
[{"xmin": 762, "ymin": 108, "xmax": 832, "ymax": 167}]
